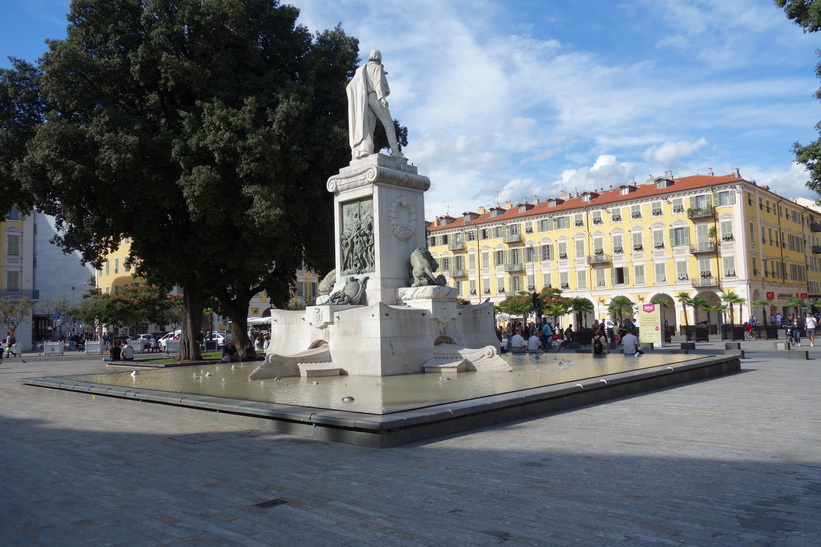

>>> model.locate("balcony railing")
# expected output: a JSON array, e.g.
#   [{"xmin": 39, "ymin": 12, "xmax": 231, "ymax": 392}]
[
  {"xmin": 504, "ymin": 232, "xmax": 522, "ymax": 244},
  {"xmin": 687, "ymin": 206, "xmax": 715, "ymax": 219},
  {"xmin": 693, "ymin": 276, "xmax": 719, "ymax": 287},
  {"xmin": 691, "ymin": 242, "xmax": 717, "ymax": 254},
  {"xmin": 813, "ymin": 245, "xmax": 821, "ymax": 254},
  {"xmin": 505, "ymin": 263, "xmax": 525, "ymax": 273},
  {"xmin": 448, "ymin": 240, "xmax": 465, "ymax": 251},
  {"xmin": 0, "ymin": 289, "xmax": 39, "ymax": 299},
  {"xmin": 811, "ymin": 222, "xmax": 821, "ymax": 232},
  {"xmin": 587, "ymin": 254, "xmax": 612, "ymax": 264},
  {"xmin": 451, "ymin": 269, "xmax": 467, "ymax": 278}
]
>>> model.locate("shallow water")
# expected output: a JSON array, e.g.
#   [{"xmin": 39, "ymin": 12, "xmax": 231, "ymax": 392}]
[{"xmin": 70, "ymin": 352, "xmax": 703, "ymax": 415}]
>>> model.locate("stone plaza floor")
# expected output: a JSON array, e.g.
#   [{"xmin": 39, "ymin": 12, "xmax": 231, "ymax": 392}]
[{"xmin": 1, "ymin": 338, "xmax": 819, "ymax": 545}]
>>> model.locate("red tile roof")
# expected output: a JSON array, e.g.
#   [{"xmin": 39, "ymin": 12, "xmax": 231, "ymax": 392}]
[{"xmin": 428, "ymin": 174, "xmax": 745, "ymax": 232}]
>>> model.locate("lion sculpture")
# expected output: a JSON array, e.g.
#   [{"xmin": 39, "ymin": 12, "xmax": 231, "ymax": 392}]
[{"xmin": 408, "ymin": 248, "xmax": 447, "ymax": 287}]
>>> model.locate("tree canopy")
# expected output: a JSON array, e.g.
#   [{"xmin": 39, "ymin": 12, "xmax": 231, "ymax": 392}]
[
  {"xmin": 1, "ymin": 0, "xmax": 362, "ymax": 359},
  {"xmin": 776, "ymin": 0, "xmax": 821, "ymax": 195}
]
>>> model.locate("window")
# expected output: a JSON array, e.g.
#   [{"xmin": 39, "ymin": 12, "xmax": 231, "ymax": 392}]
[
  {"xmin": 454, "ymin": 255, "xmax": 465, "ymax": 271},
  {"xmin": 106, "ymin": 260, "xmax": 110, "ymax": 276},
  {"xmin": 574, "ymin": 214, "xmax": 584, "ymax": 227},
  {"xmin": 632, "ymin": 231, "xmax": 643, "ymax": 251},
  {"xmin": 481, "ymin": 229, "xmax": 490, "ymax": 239},
  {"xmin": 542, "ymin": 272, "xmax": 551, "ymax": 288},
  {"xmin": 554, "ymin": 217, "xmax": 569, "ymax": 230},
  {"xmin": 483, "ymin": 278, "xmax": 491, "ymax": 293},
  {"xmin": 752, "ymin": 256, "xmax": 759, "ymax": 276},
  {"xmin": 494, "ymin": 226, "xmax": 504, "ymax": 238},
  {"xmin": 593, "ymin": 237, "xmax": 604, "ymax": 255},
  {"xmin": 558, "ymin": 241, "xmax": 568, "ymax": 259},
  {"xmin": 469, "ymin": 253, "xmax": 476, "ymax": 269},
  {"xmin": 612, "ymin": 266, "xmax": 628, "ymax": 285},
  {"xmin": 612, "ymin": 234, "xmax": 624, "ymax": 254},
  {"xmin": 655, "ymin": 262, "xmax": 666, "ymax": 283},
  {"xmin": 525, "ymin": 246, "xmax": 536, "ymax": 263},
  {"xmin": 717, "ymin": 190, "xmax": 736, "ymax": 206},
  {"xmin": 508, "ymin": 248, "xmax": 521, "ymax": 265},
  {"xmin": 720, "ymin": 220, "xmax": 733, "ymax": 241},
  {"xmin": 429, "ymin": 236, "xmax": 437, "ymax": 247},
  {"xmin": 698, "ymin": 258, "xmax": 711, "ymax": 278},
  {"xmin": 670, "ymin": 227, "xmax": 690, "ymax": 247},
  {"xmin": 497, "ymin": 278, "xmax": 505, "ymax": 293},
  {"xmin": 575, "ymin": 239, "xmax": 585, "ymax": 258},
  {"xmin": 652, "ymin": 230, "xmax": 664, "ymax": 249},
  {"xmin": 6, "ymin": 234, "xmax": 20, "ymax": 256},
  {"xmin": 466, "ymin": 231, "xmax": 476, "ymax": 241},
  {"xmin": 441, "ymin": 257, "xmax": 451, "ymax": 271},
  {"xmin": 611, "ymin": 208, "xmax": 622, "ymax": 222},
  {"xmin": 723, "ymin": 256, "xmax": 736, "ymax": 278},
  {"xmin": 494, "ymin": 250, "xmax": 505, "ymax": 266},
  {"xmin": 114, "ymin": 258, "xmax": 119, "ymax": 274},
  {"xmin": 634, "ymin": 265, "xmax": 645, "ymax": 285},
  {"xmin": 441, "ymin": 234, "xmax": 449, "ymax": 245},
  {"xmin": 672, "ymin": 198, "xmax": 684, "ymax": 214},
  {"xmin": 676, "ymin": 261, "xmax": 689, "ymax": 280},
  {"xmin": 540, "ymin": 244, "xmax": 552, "ymax": 261},
  {"xmin": 651, "ymin": 202, "xmax": 662, "ymax": 216},
  {"xmin": 482, "ymin": 251, "xmax": 489, "ymax": 267},
  {"xmin": 631, "ymin": 204, "xmax": 642, "ymax": 219},
  {"xmin": 539, "ymin": 219, "xmax": 552, "ymax": 232},
  {"xmin": 595, "ymin": 268, "xmax": 606, "ymax": 287},
  {"xmin": 577, "ymin": 270, "xmax": 587, "ymax": 289},
  {"xmin": 560, "ymin": 271, "xmax": 569, "ymax": 289},
  {"xmin": 527, "ymin": 274, "xmax": 535, "ymax": 291},
  {"xmin": 592, "ymin": 211, "xmax": 603, "ymax": 225},
  {"xmin": 508, "ymin": 224, "xmax": 520, "ymax": 236},
  {"xmin": 511, "ymin": 276, "xmax": 523, "ymax": 293},
  {"xmin": 6, "ymin": 270, "xmax": 20, "ymax": 291}
]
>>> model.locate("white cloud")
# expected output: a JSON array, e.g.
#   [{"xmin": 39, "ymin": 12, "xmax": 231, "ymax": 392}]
[
  {"xmin": 548, "ymin": 155, "xmax": 635, "ymax": 194},
  {"xmin": 643, "ymin": 138, "xmax": 709, "ymax": 167}
]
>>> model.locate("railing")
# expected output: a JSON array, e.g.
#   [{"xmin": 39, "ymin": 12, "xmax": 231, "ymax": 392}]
[
  {"xmin": 504, "ymin": 232, "xmax": 522, "ymax": 244},
  {"xmin": 451, "ymin": 269, "xmax": 467, "ymax": 278},
  {"xmin": 811, "ymin": 222, "xmax": 821, "ymax": 232},
  {"xmin": 813, "ymin": 245, "xmax": 821, "ymax": 254},
  {"xmin": 587, "ymin": 254, "xmax": 611, "ymax": 264},
  {"xmin": 0, "ymin": 289, "xmax": 39, "ymax": 299},
  {"xmin": 691, "ymin": 242, "xmax": 717, "ymax": 253},
  {"xmin": 505, "ymin": 263, "xmax": 525, "ymax": 273},
  {"xmin": 687, "ymin": 206, "xmax": 715, "ymax": 218},
  {"xmin": 448, "ymin": 240, "xmax": 465, "ymax": 251},
  {"xmin": 693, "ymin": 276, "xmax": 719, "ymax": 287}
]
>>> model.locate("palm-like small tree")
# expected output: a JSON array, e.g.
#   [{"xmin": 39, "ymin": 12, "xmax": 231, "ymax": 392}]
[
  {"xmin": 545, "ymin": 303, "xmax": 569, "ymax": 328},
  {"xmin": 650, "ymin": 298, "xmax": 671, "ymax": 325},
  {"xmin": 608, "ymin": 295, "xmax": 635, "ymax": 326},
  {"xmin": 676, "ymin": 291, "xmax": 693, "ymax": 326},
  {"xmin": 568, "ymin": 297, "xmax": 594, "ymax": 328},
  {"xmin": 786, "ymin": 296, "xmax": 806, "ymax": 320},
  {"xmin": 751, "ymin": 299, "xmax": 773, "ymax": 326},
  {"xmin": 703, "ymin": 303, "xmax": 725, "ymax": 327},
  {"xmin": 721, "ymin": 293, "xmax": 747, "ymax": 325},
  {"xmin": 691, "ymin": 296, "xmax": 708, "ymax": 324}
]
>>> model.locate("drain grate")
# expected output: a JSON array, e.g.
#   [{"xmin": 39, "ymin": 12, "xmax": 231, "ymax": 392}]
[{"xmin": 256, "ymin": 498, "xmax": 288, "ymax": 508}]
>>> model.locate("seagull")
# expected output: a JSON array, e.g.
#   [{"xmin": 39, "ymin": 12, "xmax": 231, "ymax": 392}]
[
  {"xmin": 311, "ymin": 381, "xmax": 319, "ymax": 386},
  {"xmin": 231, "ymin": 365, "xmax": 237, "ymax": 370},
  {"xmin": 205, "ymin": 372, "xmax": 211, "ymax": 377},
  {"xmin": 130, "ymin": 370, "xmax": 138, "ymax": 376}
]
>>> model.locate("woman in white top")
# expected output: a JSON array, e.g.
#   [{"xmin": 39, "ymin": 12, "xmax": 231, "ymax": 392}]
[{"xmin": 805, "ymin": 313, "xmax": 817, "ymax": 347}]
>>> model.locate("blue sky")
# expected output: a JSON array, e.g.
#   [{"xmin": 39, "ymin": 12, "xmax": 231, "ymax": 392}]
[{"xmin": 2, "ymin": 0, "xmax": 820, "ymax": 218}]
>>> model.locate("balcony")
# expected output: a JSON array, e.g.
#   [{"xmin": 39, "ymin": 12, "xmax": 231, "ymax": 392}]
[
  {"xmin": 687, "ymin": 206, "xmax": 715, "ymax": 219},
  {"xmin": 0, "ymin": 289, "xmax": 39, "ymax": 299},
  {"xmin": 690, "ymin": 242, "xmax": 717, "ymax": 254},
  {"xmin": 693, "ymin": 275, "xmax": 719, "ymax": 288},
  {"xmin": 448, "ymin": 240, "xmax": 465, "ymax": 251},
  {"xmin": 504, "ymin": 232, "xmax": 522, "ymax": 244},
  {"xmin": 592, "ymin": 218, "xmax": 603, "ymax": 225},
  {"xmin": 811, "ymin": 222, "xmax": 821, "ymax": 232},
  {"xmin": 451, "ymin": 269, "xmax": 467, "ymax": 278},
  {"xmin": 813, "ymin": 245, "xmax": 821, "ymax": 254},
  {"xmin": 611, "ymin": 215, "xmax": 622, "ymax": 222},
  {"xmin": 587, "ymin": 253, "xmax": 612, "ymax": 265},
  {"xmin": 505, "ymin": 263, "xmax": 525, "ymax": 273}
]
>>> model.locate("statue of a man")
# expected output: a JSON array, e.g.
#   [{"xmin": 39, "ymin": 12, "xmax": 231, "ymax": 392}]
[{"xmin": 346, "ymin": 49, "xmax": 405, "ymax": 160}]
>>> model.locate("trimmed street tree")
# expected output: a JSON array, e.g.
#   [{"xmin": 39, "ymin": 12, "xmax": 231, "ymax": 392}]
[
  {"xmin": 608, "ymin": 295, "xmax": 635, "ymax": 325},
  {"xmin": 3, "ymin": 1, "xmax": 361, "ymax": 360},
  {"xmin": 568, "ymin": 297, "xmax": 594, "ymax": 328},
  {"xmin": 676, "ymin": 291, "xmax": 693, "ymax": 327},
  {"xmin": 752, "ymin": 298, "xmax": 773, "ymax": 326}
]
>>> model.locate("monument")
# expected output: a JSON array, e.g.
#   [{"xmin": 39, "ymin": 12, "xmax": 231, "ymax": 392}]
[{"xmin": 250, "ymin": 50, "xmax": 508, "ymax": 379}]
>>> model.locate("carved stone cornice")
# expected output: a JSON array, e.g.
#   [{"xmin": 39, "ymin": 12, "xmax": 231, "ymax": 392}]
[{"xmin": 327, "ymin": 154, "xmax": 431, "ymax": 194}]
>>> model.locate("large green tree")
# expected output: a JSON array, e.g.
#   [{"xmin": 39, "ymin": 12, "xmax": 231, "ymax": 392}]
[
  {"xmin": 776, "ymin": 0, "xmax": 821, "ymax": 193},
  {"xmin": 3, "ymin": 0, "xmax": 362, "ymax": 360}
]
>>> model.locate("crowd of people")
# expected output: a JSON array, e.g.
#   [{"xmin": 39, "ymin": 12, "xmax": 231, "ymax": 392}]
[{"xmin": 500, "ymin": 318, "xmax": 643, "ymax": 356}]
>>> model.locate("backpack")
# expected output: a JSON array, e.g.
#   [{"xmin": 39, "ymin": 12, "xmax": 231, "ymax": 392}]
[{"xmin": 593, "ymin": 337, "xmax": 604, "ymax": 354}]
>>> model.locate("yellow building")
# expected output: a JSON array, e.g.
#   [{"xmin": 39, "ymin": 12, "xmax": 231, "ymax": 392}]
[{"xmin": 427, "ymin": 173, "xmax": 821, "ymax": 329}]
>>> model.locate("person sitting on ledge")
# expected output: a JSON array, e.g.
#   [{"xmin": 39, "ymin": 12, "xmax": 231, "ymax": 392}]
[
  {"xmin": 243, "ymin": 342, "xmax": 258, "ymax": 361},
  {"xmin": 102, "ymin": 341, "xmax": 121, "ymax": 364},
  {"xmin": 221, "ymin": 341, "xmax": 240, "ymax": 363},
  {"xmin": 121, "ymin": 344, "xmax": 135, "ymax": 361}
]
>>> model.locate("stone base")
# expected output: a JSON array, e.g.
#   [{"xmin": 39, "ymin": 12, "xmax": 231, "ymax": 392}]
[
  {"xmin": 787, "ymin": 350, "xmax": 809, "ymax": 360},
  {"xmin": 423, "ymin": 357, "xmax": 467, "ymax": 373}
]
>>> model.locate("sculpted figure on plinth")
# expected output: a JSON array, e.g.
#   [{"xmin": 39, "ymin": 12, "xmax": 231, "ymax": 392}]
[{"xmin": 346, "ymin": 49, "xmax": 405, "ymax": 160}]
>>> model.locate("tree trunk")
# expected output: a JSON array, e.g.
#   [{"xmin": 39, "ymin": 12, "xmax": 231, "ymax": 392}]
[
  {"xmin": 177, "ymin": 282, "xmax": 204, "ymax": 361},
  {"xmin": 225, "ymin": 294, "xmax": 251, "ymax": 355}
]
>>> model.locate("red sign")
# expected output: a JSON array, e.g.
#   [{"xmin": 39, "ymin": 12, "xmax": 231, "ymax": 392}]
[
  {"xmin": 766, "ymin": 292, "xmax": 775, "ymax": 300},
  {"xmin": 801, "ymin": 293, "xmax": 808, "ymax": 299}
]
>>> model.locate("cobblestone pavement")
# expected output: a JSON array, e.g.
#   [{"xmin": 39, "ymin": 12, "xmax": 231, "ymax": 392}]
[{"xmin": 1, "ymin": 339, "xmax": 819, "ymax": 545}]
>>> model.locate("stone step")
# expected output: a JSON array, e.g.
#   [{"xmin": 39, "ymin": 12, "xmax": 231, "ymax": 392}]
[
  {"xmin": 298, "ymin": 362, "xmax": 343, "ymax": 377},
  {"xmin": 423, "ymin": 357, "xmax": 467, "ymax": 373}
]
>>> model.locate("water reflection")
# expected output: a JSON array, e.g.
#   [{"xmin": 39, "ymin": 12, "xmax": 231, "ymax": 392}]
[{"xmin": 70, "ymin": 352, "xmax": 704, "ymax": 415}]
